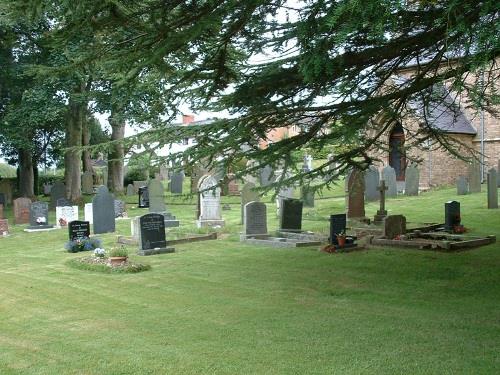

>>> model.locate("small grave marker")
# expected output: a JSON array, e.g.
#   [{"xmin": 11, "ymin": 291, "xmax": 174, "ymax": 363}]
[
  {"xmin": 279, "ymin": 198, "xmax": 302, "ymax": 232},
  {"xmin": 68, "ymin": 221, "xmax": 90, "ymax": 241}
]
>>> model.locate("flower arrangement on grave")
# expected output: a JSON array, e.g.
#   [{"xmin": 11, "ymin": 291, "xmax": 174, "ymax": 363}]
[
  {"xmin": 93, "ymin": 248, "xmax": 106, "ymax": 258},
  {"xmin": 59, "ymin": 218, "xmax": 67, "ymax": 227},
  {"xmin": 36, "ymin": 216, "xmax": 46, "ymax": 224},
  {"xmin": 108, "ymin": 245, "xmax": 129, "ymax": 266},
  {"xmin": 65, "ymin": 237, "xmax": 102, "ymax": 253}
]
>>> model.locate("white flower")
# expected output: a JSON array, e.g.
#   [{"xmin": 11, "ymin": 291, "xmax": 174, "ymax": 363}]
[{"xmin": 93, "ymin": 248, "xmax": 106, "ymax": 258}]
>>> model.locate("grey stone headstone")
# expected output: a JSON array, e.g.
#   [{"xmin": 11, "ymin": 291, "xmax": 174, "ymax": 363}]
[
  {"xmin": 382, "ymin": 166, "xmax": 397, "ymax": 198},
  {"xmin": 138, "ymin": 186, "xmax": 149, "ymax": 208},
  {"xmin": 170, "ymin": 171, "xmax": 184, "ymax": 194},
  {"xmin": 468, "ymin": 161, "xmax": 481, "ymax": 193},
  {"xmin": 138, "ymin": 213, "xmax": 167, "ymax": 251},
  {"xmin": 241, "ymin": 182, "xmax": 260, "ymax": 223},
  {"xmin": 487, "ymin": 168, "xmax": 498, "ymax": 209},
  {"xmin": 0, "ymin": 180, "xmax": 13, "ymax": 206},
  {"xmin": 383, "ymin": 215, "xmax": 406, "ymax": 239},
  {"xmin": 456, "ymin": 176, "xmax": 469, "ymax": 195},
  {"xmin": 345, "ymin": 169, "xmax": 365, "ymax": 219},
  {"xmin": 404, "ymin": 164, "xmax": 419, "ymax": 196},
  {"xmin": 364, "ymin": 166, "xmax": 380, "ymax": 201},
  {"xmin": 159, "ymin": 165, "xmax": 169, "ymax": 181},
  {"xmin": 260, "ymin": 165, "xmax": 274, "ymax": 187},
  {"xmin": 81, "ymin": 171, "xmax": 94, "ymax": 194},
  {"xmin": 68, "ymin": 221, "xmax": 90, "ymax": 241},
  {"xmin": 43, "ymin": 184, "xmax": 52, "ymax": 196},
  {"xmin": 133, "ymin": 180, "xmax": 148, "ymax": 194},
  {"xmin": 301, "ymin": 187, "xmax": 315, "ymax": 208},
  {"xmin": 29, "ymin": 202, "xmax": 51, "ymax": 228},
  {"xmin": 50, "ymin": 182, "xmax": 66, "ymax": 209},
  {"xmin": 126, "ymin": 184, "xmax": 134, "ymax": 196},
  {"xmin": 444, "ymin": 201, "xmax": 460, "ymax": 231},
  {"xmin": 244, "ymin": 201, "xmax": 268, "ymax": 236},
  {"xmin": 279, "ymin": 198, "xmax": 302, "ymax": 232},
  {"xmin": 56, "ymin": 198, "xmax": 71, "ymax": 207},
  {"xmin": 114, "ymin": 200, "xmax": 126, "ymax": 218},
  {"xmin": 198, "ymin": 175, "xmax": 222, "ymax": 221},
  {"xmin": 148, "ymin": 179, "xmax": 166, "ymax": 212},
  {"xmin": 92, "ymin": 185, "xmax": 115, "ymax": 234},
  {"xmin": 498, "ymin": 160, "xmax": 500, "ymax": 187}
]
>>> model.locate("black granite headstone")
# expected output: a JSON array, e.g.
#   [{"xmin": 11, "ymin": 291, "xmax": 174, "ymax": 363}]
[
  {"xmin": 68, "ymin": 220, "xmax": 90, "ymax": 241},
  {"xmin": 444, "ymin": 201, "xmax": 460, "ymax": 232},
  {"xmin": 56, "ymin": 198, "xmax": 71, "ymax": 207},
  {"xmin": 330, "ymin": 214, "xmax": 346, "ymax": 244},
  {"xmin": 279, "ymin": 198, "xmax": 303, "ymax": 231},
  {"xmin": 138, "ymin": 186, "xmax": 149, "ymax": 208},
  {"xmin": 170, "ymin": 171, "xmax": 184, "ymax": 194},
  {"xmin": 139, "ymin": 213, "xmax": 166, "ymax": 250},
  {"xmin": 92, "ymin": 186, "xmax": 115, "ymax": 234},
  {"xmin": 28, "ymin": 202, "xmax": 53, "ymax": 229},
  {"xmin": 0, "ymin": 193, "xmax": 5, "ymax": 207},
  {"xmin": 50, "ymin": 182, "xmax": 66, "ymax": 208}
]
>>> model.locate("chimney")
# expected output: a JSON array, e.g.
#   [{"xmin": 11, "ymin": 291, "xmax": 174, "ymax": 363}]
[{"xmin": 182, "ymin": 114, "xmax": 195, "ymax": 124}]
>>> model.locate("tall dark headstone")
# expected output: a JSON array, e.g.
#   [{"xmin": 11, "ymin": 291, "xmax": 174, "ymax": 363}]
[
  {"xmin": 0, "ymin": 193, "xmax": 5, "ymax": 208},
  {"xmin": 28, "ymin": 202, "xmax": 53, "ymax": 230},
  {"xmin": 279, "ymin": 198, "xmax": 302, "ymax": 232},
  {"xmin": 137, "ymin": 213, "xmax": 174, "ymax": 256},
  {"xmin": 345, "ymin": 169, "xmax": 365, "ymax": 219},
  {"xmin": 50, "ymin": 182, "xmax": 66, "ymax": 209},
  {"xmin": 170, "ymin": 171, "xmax": 184, "ymax": 194},
  {"xmin": 138, "ymin": 186, "xmax": 149, "ymax": 208},
  {"xmin": 330, "ymin": 214, "xmax": 346, "ymax": 245},
  {"xmin": 92, "ymin": 186, "xmax": 115, "ymax": 234},
  {"xmin": 68, "ymin": 221, "xmax": 90, "ymax": 241},
  {"xmin": 148, "ymin": 179, "xmax": 166, "ymax": 213},
  {"xmin": 404, "ymin": 164, "xmax": 419, "ymax": 196},
  {"xmin": 383, "ymin": 215, "xmax": 406, "ymax": 239},
  {"xmin": 444, "ymin": 201, "xmax": 460, "ymax": 232},
  {"xmin": 487, "ymin": 168, "xmax": 498, "ymax": 209},
  {"xmin": 364, "ymin": 166, "xmax": 380, "ymax": 201},
  {"xmin": 243, "ymin": 201, "xmax": 268, "ymax": 236},
  {"xmin": 382, "ymin": 166, "xmax": 397, "ymax": 198},
  {"xmin": 468, "ymin": 161, "xmax": 481, "ymax": 193}
]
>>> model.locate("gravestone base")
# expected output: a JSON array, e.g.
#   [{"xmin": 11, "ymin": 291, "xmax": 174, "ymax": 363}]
[
  {"xmin": 196, "ymin": 219, "xmax": 225, "ymax": 228},
  {"xmin": 24, "ymin": 225, "xmax": 56, "ymax": 232},
  {"xmin": 240, "ymin": 234, "xmax": 321, "ymax": 248},
  {"xmin": 138, "ymin": 247, "xmax": 175, "ymax": 256},
  {"xmin": 373, "ymin": 210, "xmax": 388, "ymax": 224},
  {"xmin": 275, "ymin": 230, "xmax": 328, "ymax": 242},
  {"xmin": 160, "ymin": 212, "xmax": 180, "ymax": 227}
]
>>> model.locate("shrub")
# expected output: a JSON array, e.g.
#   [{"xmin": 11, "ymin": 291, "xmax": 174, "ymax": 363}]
[{"xmin": 65, "ymin": 237, "xmax": 102, "ymax": 253}]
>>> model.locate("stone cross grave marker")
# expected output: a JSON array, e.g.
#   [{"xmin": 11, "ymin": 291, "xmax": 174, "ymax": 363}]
[
  {"xmin": 28, "ymin": 202, "xmax": 52, "ymax": 229},
  {"xmin": 374, "ymin": 180, "xmax": 388, "ymax": 223},
  {"xmin": 14, "ymin": 198, "xmax": 31, "ymax": 225},
  {"xmin": 138, "ymin": 213, "xmax": 174, "ymax": 256},
  {"xmin": 68, "ymin": 221, "xmax": 90, "ymax": 241},
  {"xmin": 241, "ymin": 182, "xmax": 260, "ymax": 224},
  {"xmin": 404, "ymin": 164, "xmax": 419, "ymax": 196},
  {"xmin": 56, "ymin": 205, "xmax": 78, "ymax": 228},
  {"xmin": 330, "ymin": 213, "xmax": 346, "ymax": 245},
  {"xmin": 0, "ymin": 219, "xmax": 9, "ymax": 236},
  {"xmin": 487, "ymin": 168, "xmax": 498, "ymax": 209},
  {"xmin": 456, "ymin": 175, "xmax": 469, "ymax": 195},
  {"xmin": 138, "ymin": 186, "xmax": 149, "ymax": 208},
  {"xmin": 345, "ymin": 169, "xmax": 365, "ymax": 219},
  {"xmin": 382, "ymin": 166, "xmax": 397, "ymax": 198},
  {"xmin": 279, "ymin": 198, "xmax": 303, "ymax": 232},
  {"xmin": 170, "ymin": 171, "xmax": 184, "ymax": 194},
  {"xmin": 444, "ymin": 201, "xmax": 460, "ymax": 232},
  {"xmin": 92, "ymin": 185, "xmax": 115, "ymax": 234},
  {"xmin": 383, "ymin": 215, "xmax": 406, "ymax": 239},
  {"xmin": 468, "ymin": 161, "xmax": 481, "ymax": 193},
  {"xmin": 81, "ymin": 171, "xmax": 94, "ymax": 194},
  {"xmin": 50, "ymin": 182, "xmax": 66, "ymax": 208},
  {"xmin": 243, "ymin": 201, "xmax": 268, "ymax": 236},
  {"xmin": 364, "ymin": 166, "xmax": 380, "ymax": 201}
]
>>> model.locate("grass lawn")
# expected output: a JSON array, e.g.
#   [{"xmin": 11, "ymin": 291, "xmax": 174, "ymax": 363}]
[{"xmin": 0, "ymin": 182, "xmax": 499, "ymax": 374}]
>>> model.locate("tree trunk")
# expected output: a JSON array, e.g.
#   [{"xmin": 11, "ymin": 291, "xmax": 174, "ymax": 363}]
[
  {"xmin": 18, "ymin": 148, "xmax": 34, "ymax": 197},
  {"xmin": 108, "ymin": 110, "xmax": 126, "ymax": 194},
  {"xmin": 82, "ymin": 114, "xmax": 93, "ymax": 173},
  {"xmin": 64, "ymin": 86, "xmax": 85, "ymax": 202}
]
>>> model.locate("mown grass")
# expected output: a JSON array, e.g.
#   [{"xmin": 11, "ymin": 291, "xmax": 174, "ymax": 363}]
[{"xmin": 0, "ymin": 182, "xmax": 499, "ymax": 374}]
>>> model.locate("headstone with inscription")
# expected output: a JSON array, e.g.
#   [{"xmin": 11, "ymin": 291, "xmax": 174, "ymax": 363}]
[
  {"xmin": 279, "ymin": 198, "xmax": 302, "ymax": 232},
  {"xmin": 329, "ymin": 214, "xmax": 347, "ymax": 245},
  {"xmin": 468, "ymin": 161, "xmax": 481, "ymax": 193},
  {"xmin": 487, "ymin": 168, "xmax": 498, "ymax": 209},
  {"xmin": 56, "ymin": 205, "xmax": 78, "ymax": 228},
  {"xmin": 27, "ymin": 202, "xmax": 53, "ymax": 230},
  {"xmin": 404, "ymin": 164, "xmax": 419, "ymax": 196},
  {"xmin": 456, "ymin": 175, "xmax": 469, "ymax": 195},
  {"xmin": 13, "ymin": 198, "xmax": 31, "ymax": 225},
  {"xmin": 92, "ymin": 186, "xmax": 115, "ymax": 234},
  {"xmin": 241, "ymin": 182, "xmax": 260, "ymax": 224},
  {"xmin": 170, "ymin": 171, "xmax": 184, "ymax": 194},
  {"xmin": 444, "ymin": 201, "xmax": 460, "ymax": 232},
  {"xmin": 81, "ymin": 171, "xmax": 94, "ymax": 194},
  {"xmin": 383, "ymin": 215, "xmax": 406, "ymax": 239},
  {"xmin": 243, "ymin": 201, "xmax": 268, "ymax": 236},
  {"xmin": 137, "ymin": 213, "xmax": 174, "ymax": 256},
  {"xmin": 364, "ymin": 166, "xmax": 380, "ymax": 201},
  {"xmin": 68, "ymin": 221, "xmax": 90, "ymax": 241},
  {"xmin": 196, "ymin": 175, "xmax": 224, "ymax": 227},
  {"xmin": 382, "ymin": 166, "xmax": 397, "ymax": 198},
  {"xmin": 345, "ymin": 169, "xmax": 365, "ymax": 219},
  {"xmin": 50, "ymin": 182, "xmax": 66, "ymax": 208}
]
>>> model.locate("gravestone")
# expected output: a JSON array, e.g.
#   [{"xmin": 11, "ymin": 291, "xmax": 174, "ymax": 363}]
[
  {"xmin": 170, "ymin": 171, "xmax": 184, "ymax": 194},
  {"xmin": 0, "ymin": 204, "xmax": 3, "ymax": 219},
  {"xmin": 13, "ymin": 198, "xmax": 31, "ymax": 224},
  {"xmin": 444, "ymin": 201, "xmax": 460, "ymax": 232},
  {"xmin": 279, "ymin": 198, "xmax": 302, "ymax": 232},
  {"xmin": 191, "ymin": 164, "xmax": 208, "ymax": 193},
  {"xmin": 56, "ymin": 198, "xmax": 72, "ymax": 207},
  {"xmin": 275, "ymin": 172, "xmax": 294, "ymax": 216},
  {"xmin": 84, "ymin": 203, "xmax": 93, "ymax": 224},
  {"xmin": 148, "ymin": 179, "xmax": 166, "ymax": 212},
  {"xmin": 81, "ymin": 171, "xmax": 94, "ymax": 194},
  {"xmin": 243, "ymin": 201, "xmax": 268, "ymax": 236},
  {"xmin": 330, "ymin": 214, "xmax": 347, "ymax": 245},
  {"xmin": 43, "ymin": 184, "xmax": 52, "ymax": 196},
  {"xmin": 68, "ymin": 221, "xmax": 90, "ymax": 241},
  {"xmin": 0, "ymin": 180, "xmax": 13, "ymax": 206},
  {"xmin": 159, "ymin": 165, "xmax": 169, "ymax": 181},
  {"xmin": 50, "ymin": 182, "xmax": 65, "ymax": 208},
  {"xmin": 226, "ymin": 174, "xmax": 240, "ymax": 196},
  {"xmin": 260, "ymin": 165, "xmax": 274, "ymax": 187},
  {"xmin": 0, "ymin": 219, "xmax": 9, "ymax": 236},
  {"xmin": 468, "ymin": 161, "xmax": 481, "ymax": 193},
  {"xmin": 498, "ymin": 160, "xmax": 500, "ymax": 187},
  {"xmin": 487, "ymin": 168, "xmax": 498, "ymax": 209},
  {"xmin": 456, "ymin": 175, "xmax": 469, "ymax": 195},
  {"xmin": 0, "ymin": 193, "xmax": 5, "ymax": 208},
  {"xmin": 114, "ymin": 200, "xmax": 126, "ymax": 218},
  {"xmin": 345, "ymin": 169, "xmax": 365, "ymax": 219},
  {"xmin": 241, "ymin": 182, "xmax": 260, "ymax": 223},
  {"xmin": 196, "ymin": 175, "xmax": 224, "ymax": 227},
  {"xmin": 404, "ymin": 164, "xmax": 419, "ymax": 196},
  {"xmin": 301, "ymin": 187, "xmax": 315, "ymax": 208},
  {"xmin": 383, "ymin": 215, "xmax": 406, "ymax": 239},
  {"xmin": 364, "ymin": 166, "xmax": 380, "ymax": 201},
  {"xmin": 133, "ymin": 180, "xmax": 148, "ymax": 194},
  {"xmin": 382, "ymin": 166, "xmax": 397, "ymax": 197},
  {"xmin": 137, "ymin": 213, "xmax": 174, "ymax": 256},
  {"xmin": 92, "ymin": 186, "xmax": 115, "ymax": 234},
  {"xmin": 138, "ymin": 186, "xmax": 149, "ymax": 208},
  {"xmin": 243, "ymin": 160, "xmax": 259, "ymax": 185},
  {"xmin": 373, "ymin": 180, "xmax": 388, "ymax": 223},
  {"xmin": 126, "ymin": 184, "xmax": 134, "ymax": 196},
  {"xmin": 56, "ymin": 205, "xmax": 78, "ymax": 228},
  {"xmin": 28, "ymin": 202, "xmax": 53, "ymax": 230}
]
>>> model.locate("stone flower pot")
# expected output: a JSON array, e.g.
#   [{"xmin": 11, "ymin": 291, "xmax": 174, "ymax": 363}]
[{"xmin": 109, "ymin": 256, "xmax": 127, "ymax": 266}]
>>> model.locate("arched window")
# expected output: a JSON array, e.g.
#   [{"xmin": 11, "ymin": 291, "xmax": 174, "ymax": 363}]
[{"xmin": 389, "ymin": 123, "xmax": 406, "ymax": 181}]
